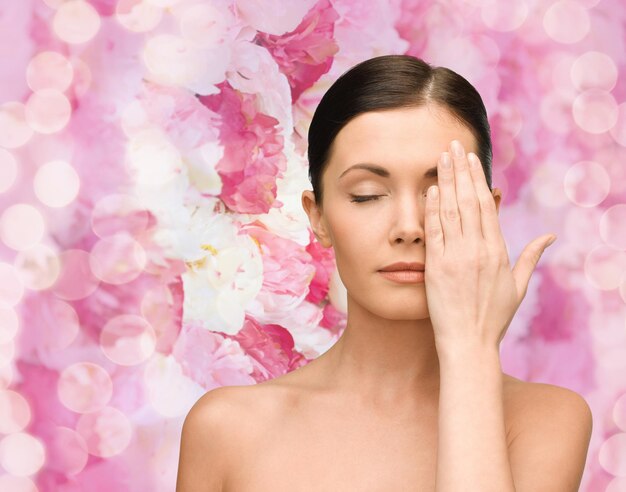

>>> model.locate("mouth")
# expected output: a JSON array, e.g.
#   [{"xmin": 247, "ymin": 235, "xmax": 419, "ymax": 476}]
[
  {"xmin": 378, "ymin": 270, "xmax": 425, "ymax": 283},
  {"xmin": 378, "ymin": 262, "xmax": 425, "ymax": 272}
]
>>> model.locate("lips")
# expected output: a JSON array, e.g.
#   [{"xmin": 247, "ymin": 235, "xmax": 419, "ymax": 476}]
[{"xmin": 379, "ymin": 262, "xmax": 425, "ymax": 272}]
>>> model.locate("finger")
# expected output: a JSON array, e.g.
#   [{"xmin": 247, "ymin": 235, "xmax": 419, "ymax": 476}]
[
  {"xmin": 437, "ymin": 151, "xmax": 462, "ymax": 245},
  {"xmin": 511, "ymin": 235, "xmax": 556, "ymax": 301},
  {"xmin": 450, "ymin": 140, "xmax": 481, "ymax": 242},
  {"xmin": 467, "ymin": 152, "xmax": 507, "ymax": 253},
  {"xmin": 425, "ymin": 185, "xmax": 444, "ymax": 259}
]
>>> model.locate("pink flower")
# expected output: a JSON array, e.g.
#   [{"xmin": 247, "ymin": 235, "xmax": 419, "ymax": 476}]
[
  {"xmin": 227, "ymin": 317, "xmax": 309, "ymax": 382},
  {"xmin": 136, "ymin": 82, "xmax": 220, "ymax": 154},
  {"xmin": 198, "ymin": 82, "xmax": 287, "ymax": 213},
  {"xmin": 172, "ymin": 320, "xmax": 257, "ymax": 390},
  {"xmin": 256, "ymin": 0, "xmax": 340, "ymax": 102},
  {"xmin": 242, "ymin": 221, "xmax": 315, "ymax": 303},
  {"xmin": 319, "ymin": 302, "xmax": 347, "ymax": 338},
  {"xmin": 304, "ymin": 228, "xmax": 337, "ymax": 304}
]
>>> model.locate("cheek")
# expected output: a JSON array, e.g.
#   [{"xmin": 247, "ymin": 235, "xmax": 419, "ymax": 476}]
[{"xmin": 326, "ymin": 221, "xmax": 370, "ymax": 270}]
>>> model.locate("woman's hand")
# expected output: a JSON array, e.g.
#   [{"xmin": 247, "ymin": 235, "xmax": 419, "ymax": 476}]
[{"xmin": 424, "ymin": 139, "xmax": 556, "ymax": 351}]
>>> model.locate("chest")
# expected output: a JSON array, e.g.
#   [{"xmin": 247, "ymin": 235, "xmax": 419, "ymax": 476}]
[
  {"xmin": 225, "ymin": 403, "xmax": 440, "ymax": 491},
  {"xmin": 223, "ymin": 381, "xmax": 522, "ymax": 491}
]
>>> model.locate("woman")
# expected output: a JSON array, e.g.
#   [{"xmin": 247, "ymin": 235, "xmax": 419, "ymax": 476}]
[{"xmin": 176, "ymin": 55, "xmax": 592, "ymax": 491}]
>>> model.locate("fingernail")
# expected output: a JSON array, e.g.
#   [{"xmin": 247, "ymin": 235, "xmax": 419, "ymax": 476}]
[
  {"xmin": 441, "ymin": 153, "xmax": 452, "ymax": 169},
  {"xmin": 546, "ymin": 236, "xmax": 557, "ymax": 247},
  {"xmin": 451, "ymin": 140, "xmax": 464, "ymax": 158}
]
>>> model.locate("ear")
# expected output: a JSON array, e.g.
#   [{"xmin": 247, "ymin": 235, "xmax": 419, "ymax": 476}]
[
  {"xmin": 301, "ymin": 190, "xmax": 332, "ymax": 248},
  {"xmin": 492, "ymin": 187, "xmax": 502, "ymax": 214}
]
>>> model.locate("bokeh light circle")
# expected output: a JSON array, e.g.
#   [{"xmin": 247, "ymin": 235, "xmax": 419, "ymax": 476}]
[
  {"xmin": 52, "ymin": 0, "xmax": 101, "ymax": 44},
  {"xmin": 530, "ymin": 159, "xmax": 569, "ymax": 207},
  {"xmin": 552, "ymin": 209, "xmax": 601, "ymax": 291},
  {"xmin": 26, "ymin": 51, "xmax": 74, "ymax": 92},
  {"xmin": 100, "ymin": 314, "xmax": 156, "ymax": 365},
  {"xmin": 0, "ymin": 475, "xmax": 37, "ymax": 492},
  {"xmin": 563, "ymin": 160, "xmax": 610, "ymax": 208},
  {"xmin": 120, "ymin": 100, "xmax": 149, "ymax": 137},
  {"xmin": 571, "ymin": 51, "xmax": 618, "ymax": 92},
  {"xmin": 145, "ymin": 0, "xmax": 183, "ymax": 7},
  {"xmin": 51, "ymin": 249, "xmax": 101, "ymax": 301},
  {"xmin": 543, "ymin": 0, "xmax": 590, "ymax": 44},
  {"xmin": 76, "ymin": 406, "xmax": 132, "ymax": 458},
  {"xmin": 540, "ymin": 91, "xmax": 573, "ymax": 134},
  {"xmin": 480, "ymin": 0, "xmax": 528, "ymax": 32},
  {"xmin": 0, "ymin": 263, "xmax": 24, "ymax": 307},
  {"xmin": 25, "ymin": 89, "xmax": 72, "ymax": 134},
  {"xmin": 493, "ymin": 134, "xmax": 516, "ymax": 170},
  {"xmin": 28, "ymin": 132, "xmax": 75, "ymax": 168},
  {"xmin": 0, "ymin": 148, "xmax": 18, "ymax": 194},
  {"xmin": 91, "ymin": 193, "xmax": 151, "ymax": 238},
  {"xmin": 38, "ymin": 299, "xmax": 80, "ymax": 352},
  {"xmin": 13, "ymin": 243, "xmax": 61, "ymax": 291},
  {"xmin": 34, "ymin": 159, "xmax": 80, "ymax": 208},
  {"xmin": 0, "ymin": 432, "xmax": 45, "ymax": 476},
  {"xmin": 115, "ymin": 0, "xmax": 163, "ymax": 33},
  {"xmin": 0, "ymin": 364, "xmax": 13, "ymax": 390},
  {"xmin": 47, "ymin": 426, "xmax": 88, "ymax": 475},
  {"xmin": 57, "ymin": 362, "xmax": 112, "ymax": 413},
  {"xmin": 607, "ymin": 477, "xmax": 626, "ymax": 492},
  {"xmin": 610, "ymin": 102, "xmax": 626, "ymax": 147},
  {"xmin": 0, "ymin": 303, "xmax": 19, "ymax": 344},
  {"xmin": 0, "ymin": 204, "xmax": 46, "ymax": 251},
  {"xmin": 0, "ymin": 389, "xmax": 31, "ymax": 434},
  {"xmin": 0, "ymin": 102, "xmax": 34, "ymax": 149},
  {"xmin": 90, "ymin": 233, "xmax": 147, "ymax": 285},
  {"xmin": 550, "ymin": 53, "xmax": 577, "ymax": 97},
  {"xmin": 495, "ymin": 103, "xmax": 524, "ymax": 137},
  {"xmin": 599, "ymin": 432, "xmax": 626, "ymax": 476},
  {"xmin": 595, "ymin": 146, "xmax": 626, "ymax": 194},
  {"xmin": 0, "ymin": 341, "xmax": 15, "ymax": 370},
  {"xmin": 600, "ymin": 205, "xmax": 626, "ymax": 251},
  {"xmin": 140, "ymin": 285, "xmax": 177, "ymax": 348},
  {"xmin": 42, "ymin": 0, "xmax": 64, "ymax": 8},
  {"xmin": 614, "ymin": 392, "xmax": 626, "ymax": 432},
  {"xmin": 572, "ymin": 89, "xmax": 619, "ymax": 134},
  {"xmin": 584, "ymin": 245, "xmax": 626, "ymax": 291}
]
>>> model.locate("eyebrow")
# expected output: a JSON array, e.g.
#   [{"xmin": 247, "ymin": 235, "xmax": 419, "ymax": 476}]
[{"xmin": 338, "ymin": 163, "xmax": 438, "ymax": 180}]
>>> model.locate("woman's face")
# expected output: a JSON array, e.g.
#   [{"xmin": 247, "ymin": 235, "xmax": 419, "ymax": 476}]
[{"xmin": 302, "ymin": 104, "xmax": 501, "ymax": 320}]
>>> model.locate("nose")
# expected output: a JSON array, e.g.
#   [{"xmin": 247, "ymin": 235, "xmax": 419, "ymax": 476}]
[{"xmin": 390, "ymin": 192, "xmax": 427, "ymax": 244}]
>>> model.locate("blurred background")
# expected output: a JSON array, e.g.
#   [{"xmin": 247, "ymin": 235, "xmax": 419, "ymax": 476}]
[{"xmin": 0, "ymin": 0, "xmax": 625, "ymax": 490}]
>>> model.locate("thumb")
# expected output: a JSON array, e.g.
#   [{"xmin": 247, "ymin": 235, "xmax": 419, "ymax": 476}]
[{"xmin": 512, "ymin": 234, "xmax": 556, "ymax": 300}]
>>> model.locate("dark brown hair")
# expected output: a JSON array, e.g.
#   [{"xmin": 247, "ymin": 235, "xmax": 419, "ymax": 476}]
[{"xmin": 307, "ymin": 54, "xmax": 493, "ymax": 209}]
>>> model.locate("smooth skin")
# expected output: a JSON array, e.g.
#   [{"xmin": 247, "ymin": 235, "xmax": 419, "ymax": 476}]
[
  {"xmin": 176, "ymin": 104, "xmax": 593, "ymax": 491},
  {"xmin": 424, "ymin": 141, "xmax": 554, "ymax": 350}
]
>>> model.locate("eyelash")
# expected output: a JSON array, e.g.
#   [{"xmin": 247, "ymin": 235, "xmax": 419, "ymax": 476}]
[
  {"xmin": 349, "ymin": 191, "xmax": 429, "ymax": 203},
  {"xmin": 350, "ymin": 195, "xmax": 380, "ymax": 203}
]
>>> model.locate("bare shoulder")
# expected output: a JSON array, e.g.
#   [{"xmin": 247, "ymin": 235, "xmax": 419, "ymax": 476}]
[
  {"xmin": 503, "ymin": 377, "xmax": 593, "ymax": 491},
  {"xmin": 504, "ymin": 376, "xmax": 592, "ymax": 424},
  {"xmin": 177, "ymin": 385, "xmax": 267, "ymax": 492}
]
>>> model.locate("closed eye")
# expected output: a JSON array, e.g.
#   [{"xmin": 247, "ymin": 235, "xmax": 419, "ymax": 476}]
[
  {"xmin": 349, "ymin": 191, "xmax": 430, "ymax": 204},
  {"xmin": 350, "ymin": 195, "xmax": 380, "ymax": 203}
]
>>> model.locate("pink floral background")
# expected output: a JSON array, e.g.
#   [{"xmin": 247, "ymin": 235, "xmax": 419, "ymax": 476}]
[{"xmin": 0, "ymin": 0, "xmax": 625, "ymax": 490}]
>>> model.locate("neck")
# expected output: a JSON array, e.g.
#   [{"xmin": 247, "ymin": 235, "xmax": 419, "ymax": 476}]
[{"xmin": 314, "ymin": 293, "xmax": 441, "ymax": 407}]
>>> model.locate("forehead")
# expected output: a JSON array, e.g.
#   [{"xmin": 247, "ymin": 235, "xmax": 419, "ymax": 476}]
[{"xmin": 329, "ymin": 105, "xmax": 477, "ymax": 175}]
